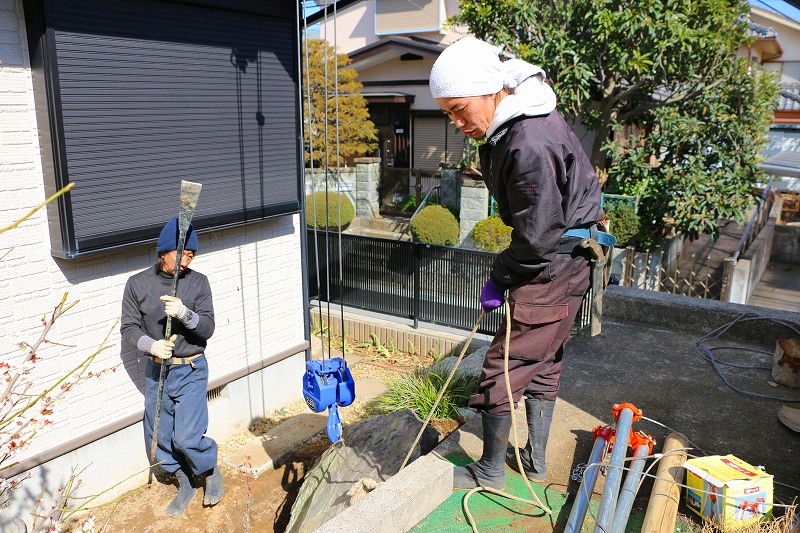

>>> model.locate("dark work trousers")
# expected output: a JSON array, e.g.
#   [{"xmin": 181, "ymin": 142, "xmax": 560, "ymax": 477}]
[
  {"xmin": 144, "ymin": 354, "xmax": 218, "ymax": 475},
  {"xmin": 469, "ymin": 252, "xmax": 591, "ymax": 416}
]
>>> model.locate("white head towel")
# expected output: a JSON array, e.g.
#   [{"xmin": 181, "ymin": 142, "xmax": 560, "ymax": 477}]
[{"xmin": 429, "ymin": 37, "xmax": 557, "ymax": 137}]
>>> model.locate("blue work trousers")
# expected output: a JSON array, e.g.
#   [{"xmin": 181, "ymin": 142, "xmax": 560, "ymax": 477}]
[{"xmin": 144, "ymin": 354, "xmax": 217, "ymax": 475}]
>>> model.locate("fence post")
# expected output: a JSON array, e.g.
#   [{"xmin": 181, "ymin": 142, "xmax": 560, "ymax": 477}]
[
  {"xmin": 624, "ymin": 246, "xmax": 636, "ymax": 286},
  {"xmin": 721, "ymin": 257, "xmax": 735, "ymax": 302},
  {"xmin": 413, "ymin": 243, "xmax": 420, "ymax": 329},
  {"xmin": 415, "ymin": 168, "xmax": 422, "ymax": 208}
]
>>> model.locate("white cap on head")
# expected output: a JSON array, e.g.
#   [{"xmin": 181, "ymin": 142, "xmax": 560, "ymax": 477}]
[{"xmin": 429, "ymin": 37, "xmax": 504, "ymax": 99}]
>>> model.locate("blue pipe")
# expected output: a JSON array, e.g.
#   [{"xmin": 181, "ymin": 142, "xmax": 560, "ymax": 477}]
[
  {"xmin": 609, "ymin": 443, "xmax": 650, "ymax": 533},
  {"xmin": 593, "ymin": 407, "xmax": 635, "ymax": 533},
  {"xmin": 565, "ymin": 427, "xmax": 611, "ymax": 533}
]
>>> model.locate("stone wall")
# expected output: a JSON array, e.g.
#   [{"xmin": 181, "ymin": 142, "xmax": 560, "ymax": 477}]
[
  {"xmin": 457, "ymin": 175, "xmax": 489, "ymax": 247},
  {"xmin": 304, "ymin": 158, "xmax": 380, "ymax": 219}
]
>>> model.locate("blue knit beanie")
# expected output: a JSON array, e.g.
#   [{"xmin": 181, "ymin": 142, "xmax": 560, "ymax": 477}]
[{"xmin": 156, "ymin": 216, "xmax": 198, "ymax": 254}]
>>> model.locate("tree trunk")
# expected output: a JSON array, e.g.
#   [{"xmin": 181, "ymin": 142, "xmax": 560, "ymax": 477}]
[{"xmin": 590, "ymin": 105, "xmax": 616, "ymax": 172}]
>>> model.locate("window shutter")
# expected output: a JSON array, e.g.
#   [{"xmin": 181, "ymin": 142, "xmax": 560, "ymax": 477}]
[
  {"xmin": 26, "ymin": 0, "xmax": 301, "ymax": 256},
  {"xmin": 412, "ymin": 116, "xmax": 464, "ymax": 171}
]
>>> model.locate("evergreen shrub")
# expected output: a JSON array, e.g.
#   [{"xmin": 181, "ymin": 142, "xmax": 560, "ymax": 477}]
[
  {"xmin": 604, "ymin": 202, "xmax": 640, "ymax": 248},
  {"xmin": 305, "ymin": 192, "xmax": 354, "ymax": 230},
  {"xmin": 410, "ymin": 205, "xmax": 459, "ymax": 245},
  {"xmin": 471, "ymin": 215, "xmax": 512, "ymax": 252}
]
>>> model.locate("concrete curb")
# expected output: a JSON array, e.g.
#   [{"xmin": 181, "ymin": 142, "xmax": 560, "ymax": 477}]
[
  {"xmin": 315, "ymin": 454, "xmax": 454, "ymax": 533},
  {"xmin": 604, "ymin": 285, "xmax": 800, "ymax": 343}
]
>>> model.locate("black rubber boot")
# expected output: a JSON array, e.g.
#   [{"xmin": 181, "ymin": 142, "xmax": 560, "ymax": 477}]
[
  {"xmin": 453, "ymin": 412, "xmax": 513, "ymax": 490},
  {"xmin": 203, "ymin": 466, "xmax": 224, "ymax": 506},
  {"xmin": 166, "ymin": 468, "xmax": 197, "ymax": 517},
  {"xmin": 506, "ymin": 398, "xmax": 555, "ymax": 482}
]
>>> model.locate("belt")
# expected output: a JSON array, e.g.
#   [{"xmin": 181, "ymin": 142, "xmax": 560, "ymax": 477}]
[
  {"xmin": 561, "ymin": 227, "xmax": 617, "ymax": 248},
  {"xmin": 150, "ymin": 353, "xmax": 203, "ymax": 366}
]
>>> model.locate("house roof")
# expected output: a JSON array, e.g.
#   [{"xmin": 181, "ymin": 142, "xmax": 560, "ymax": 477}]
[
  {"xmin": 749, "ymin": 19, "xmax": 779, "ymax": 39},
  {"xmin": 778, "ymin": 83, "xmax": 800, "ymax": 112},
  {"xmin": 361, "ymin": 91, "xmax": 415, "ymax": 103},
  {"xmin": 759, "ymin": 149, "xmax": 800, "ymax": 177},
  {"xmin": 347, "ymin": 36, "xmax": 446, "ymax": 71}
]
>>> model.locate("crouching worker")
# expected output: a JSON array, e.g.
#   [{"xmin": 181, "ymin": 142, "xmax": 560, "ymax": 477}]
[
  {"xmin": 121, "ymin": 216, "xmax": 223, "ymax": 515},
  {"xmin": 429, "ymin": 38, "xmax": 606, "ymax": 490}
]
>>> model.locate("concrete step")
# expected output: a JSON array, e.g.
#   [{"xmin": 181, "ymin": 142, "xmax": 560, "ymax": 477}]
[
  {"xmin": 222, "ymin": 412, "xmax": 326, "ymax": 478},
  {"xmin": 354, "ymin": 228, "xmax": 411, "ymax": 241}
]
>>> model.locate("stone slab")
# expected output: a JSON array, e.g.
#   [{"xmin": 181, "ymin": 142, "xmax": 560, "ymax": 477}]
[
  {"xmin": 315, "ymin": 454, "xmax": 453, "ymax": 533},
  {"xmin": 222, "ymin": 412, "xmax": 326, "ymax": 478}
]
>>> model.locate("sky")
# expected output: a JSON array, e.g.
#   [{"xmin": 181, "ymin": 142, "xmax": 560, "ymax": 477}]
[{"xmin": 751, "ymin": 0, "xmax": 800, "ymax": 22}]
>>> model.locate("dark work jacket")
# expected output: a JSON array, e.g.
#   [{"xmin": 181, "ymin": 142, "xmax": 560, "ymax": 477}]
[
  {"xmin": 120, "ymin": 266, "xmax": 215, "ymax": 357},
  {"xmin": 478, "ymin": 111, "xmax": 603, "ymax": 289}
]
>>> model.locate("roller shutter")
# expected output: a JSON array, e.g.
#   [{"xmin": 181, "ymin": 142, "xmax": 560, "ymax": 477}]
[
  {"xmin": 24, "ymin": 0, "xmax": 300, "ymax": 257},
  {"xmin": 412, "ymin": 116, "xmax": 465, "ymax": 171}
]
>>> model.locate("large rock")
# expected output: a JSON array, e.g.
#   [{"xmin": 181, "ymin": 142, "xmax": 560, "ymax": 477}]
[
  {"xmin": 285, "ymin": 409, "xmax": 441, "ymax": 533},
  {"xmin": 429, "ymin": 345, "xmax": 488, "ymax": 377}
]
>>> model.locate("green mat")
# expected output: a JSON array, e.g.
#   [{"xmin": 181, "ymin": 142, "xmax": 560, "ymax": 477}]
[{"xmin": 410, "ymin": 453, "xmax": 646, "ymax": 533}]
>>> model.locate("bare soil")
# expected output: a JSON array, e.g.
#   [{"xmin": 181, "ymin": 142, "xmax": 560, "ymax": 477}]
[{"xmin": 65, "ymin": 337, "xmax": 456, "ymax": 533}]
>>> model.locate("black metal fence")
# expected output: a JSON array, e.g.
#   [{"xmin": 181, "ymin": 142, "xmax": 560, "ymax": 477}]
[{"xmin": 307, "ymin": 230, "xmax": 591, "ymax": 336}]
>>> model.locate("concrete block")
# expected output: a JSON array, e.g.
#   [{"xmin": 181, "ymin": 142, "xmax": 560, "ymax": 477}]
[
  {"xmin": 315, "ymin": 454, "xmax": 453, "ymax": 533},
  {"xmin": 222, "ymin": 412, "xmax": 326, "ymax": 477}
]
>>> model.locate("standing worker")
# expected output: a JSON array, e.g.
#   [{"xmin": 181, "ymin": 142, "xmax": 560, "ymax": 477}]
[
  {"xmin": 121, "ymin": 216, "xmax": 223, "ymax": 515},
  {"xmin": 429, "ymin": 37, "xmax": 608, "ymax": 490}
]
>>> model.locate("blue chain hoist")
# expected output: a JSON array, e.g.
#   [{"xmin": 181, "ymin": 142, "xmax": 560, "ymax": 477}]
[{"xmin": 302, "ymin": 357, "xmax": 356, "ymax": 443}]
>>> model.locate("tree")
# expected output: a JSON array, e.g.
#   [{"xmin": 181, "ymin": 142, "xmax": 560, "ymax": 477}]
[
  {"xmin": 455, "ymin": 0, "xmax": 757, "ymax": 168},
  {"xmin": 605, "ymin": 59, "xmax": 779, "ymax": 239},
  {"xmin": 302, "ymin": 39, "xmax": 378, "ymax": 167},
  {"xmin": 454, "ymin": 0, "xmax": 780, "ymax": 238}
]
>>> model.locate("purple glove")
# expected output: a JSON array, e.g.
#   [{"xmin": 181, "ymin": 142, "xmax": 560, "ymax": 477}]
[{"xmin": 480, "ymin": 278, "xmax": 505, "ymax": 313}]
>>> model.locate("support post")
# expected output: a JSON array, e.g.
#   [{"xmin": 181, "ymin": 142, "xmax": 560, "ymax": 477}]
[
  {"xmin": 641, "ymin": 432, "xmax": 688, "ymax": 533},
  {"xmin": 594, "ymin": 404, "xmax": 640, "ymax": 533},
  {"xmin": 565, "ymin": 426, "xmax": 612, "ymax": 533}
]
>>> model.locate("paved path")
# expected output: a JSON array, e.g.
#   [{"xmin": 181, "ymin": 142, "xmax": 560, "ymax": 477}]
[{"xmin": 747, "ymin": 261, "xmax": 800, "ymax": 312}]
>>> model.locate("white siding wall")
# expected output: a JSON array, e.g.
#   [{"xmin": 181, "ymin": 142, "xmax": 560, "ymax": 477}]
[
  {"xmin": 0, "ymin": 0, "xmax": 308, "ymax": 523},
  {"xmin": 317, "ymin": 0, "xmax": 466, "ymax": 56}
]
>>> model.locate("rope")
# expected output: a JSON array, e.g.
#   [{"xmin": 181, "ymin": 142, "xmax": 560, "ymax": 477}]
[
  {"xmin": 463, "ymin": 301, "xmax": 552, "ymax": 533},
  {"xmin": 399, "ymin": 301, "xmax": 552, "ymax": 533}
]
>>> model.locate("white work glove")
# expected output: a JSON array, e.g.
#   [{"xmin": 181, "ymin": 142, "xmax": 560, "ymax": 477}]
[
  {"xmin": 149, "ymin": 334, "xmax": 177, "ymax": 358},
  {"xmin": 160, "ymin": 295, "xmax": 188, "ymax": 320}
]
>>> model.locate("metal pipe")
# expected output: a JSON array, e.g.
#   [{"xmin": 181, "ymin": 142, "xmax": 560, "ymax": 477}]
[
  {"xmin": 565, "ymin": 426, "xmax": 612, "ymax": 533},
  {"xmin": 609, "ymin": 443, "xmax": 650, "ymax": 533},
  {"xmin": 593, "ymin": 406, "xmax": 635, "ymax": 533}
]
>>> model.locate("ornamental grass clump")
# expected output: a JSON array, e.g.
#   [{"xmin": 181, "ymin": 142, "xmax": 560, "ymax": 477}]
[
  {"xmin": 371, "ymin": 368, "xmax": 478, "ymax": 420},
  {"xmin": 409, "ymin": 205, "xmax": 459, "ymax": 246},
  {"xmin": 305, "ymin": 191, "xmax": 354, "ymax": 231}
]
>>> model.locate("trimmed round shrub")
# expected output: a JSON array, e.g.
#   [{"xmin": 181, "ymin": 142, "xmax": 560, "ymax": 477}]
[
  {"xmin": 305, "ymin": 192, "xmax": 354, "ymax": 230},
  {"xmin": 471, "ymin": 215, "xmax": 512, "ymax": 252},
  {"xmin": 410, "ymin": 205, "xmax": 459, "ymax": 246}
]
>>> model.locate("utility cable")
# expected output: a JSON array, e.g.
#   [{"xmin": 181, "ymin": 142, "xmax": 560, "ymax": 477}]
[{"xmin": 695, "ymin": 312, "xmax": 800, "ymax": 402}]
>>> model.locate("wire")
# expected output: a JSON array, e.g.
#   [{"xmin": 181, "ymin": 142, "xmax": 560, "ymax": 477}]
[{"xmin": 695, "ymin": 312, "xmax": 800, "ymax": 402}]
